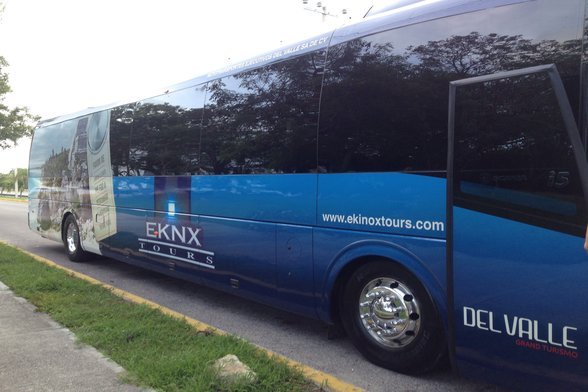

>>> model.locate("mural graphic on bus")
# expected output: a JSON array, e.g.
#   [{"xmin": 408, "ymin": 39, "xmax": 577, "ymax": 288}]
[
  {"xmin": 28, "ymin": 111, "xmax": 117, "ymax": 253},
  {"xmin": 87, "ymin": 111, "xmax": 117, "ymax": 244}
]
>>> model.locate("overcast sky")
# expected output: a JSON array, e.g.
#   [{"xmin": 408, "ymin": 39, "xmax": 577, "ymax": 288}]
[{"xmin": 0, "ymin": 0, "xmax": 372, "ymax": 174}]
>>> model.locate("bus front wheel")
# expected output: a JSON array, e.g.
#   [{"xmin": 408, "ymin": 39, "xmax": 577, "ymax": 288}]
[
  {"xmin": 63, "ymin": 215, "xmax": 88, "ymax": 262},
  {"xmin": 339, "ymin": 260, "xmax": 445, "ymax": 374}
]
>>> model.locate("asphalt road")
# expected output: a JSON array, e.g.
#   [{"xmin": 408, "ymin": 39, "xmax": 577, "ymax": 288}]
[{"xmin": 0, "ymin": 200, "xmax": 503, "ymax": 392}]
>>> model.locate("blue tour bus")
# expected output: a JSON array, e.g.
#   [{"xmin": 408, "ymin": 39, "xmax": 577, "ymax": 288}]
[{"xmin": 28, "ymin": 0, "xmax": 588, "ymax": 389}]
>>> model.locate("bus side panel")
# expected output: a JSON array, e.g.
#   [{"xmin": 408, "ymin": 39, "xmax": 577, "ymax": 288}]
[
  {"xmin": 101, "ymin": 176, "xmax": 154, "ymax": 264},
  {"xmin": 314, "ymin": 173, "xmax": 447, "ymax": 322},
  {"xmin": 191, "ymin": 174, "xmax": 317, "ymax": 306},
  {"xmin": 98, "ymin": 207, "xmax": 143, "ymax": 257},
  {"xmin": 190, "ymin": 174, "xmax": 316, "ymax": 226},
  {"xmin": 99, "ymin": 176, "xmax": 151, "ymax": 263},
  {"xmin": 317, "ymin": 173, "xmax": 446, "ymax": 238},
  {"xmin": 275, "ymin": 224, "xmax": 315, "ymax": 317},
  {"xmin": 112, "ymin": 176, "xmax": 155, "ymax": 211},
  {"xmin": 102, "ymin": 176, "xmax": 223, "ymax": 286},
  {"xmin": 313, "ymin": 228, "xmax": 447, "ymax": 326},
  {"xmin": 453, "ymin": 208, "xmax": 588, "ymax": 390},
  {"xmin": 103, "ymin": 174, "xmax": 319, "ymax": 307},
  {"xmin": 197, "ymin": 215, "xmax": 276, "ymax": 300}
]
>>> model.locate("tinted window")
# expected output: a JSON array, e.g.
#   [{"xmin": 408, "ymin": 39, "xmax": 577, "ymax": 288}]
[
  {"xmin": 110, "ymin": 86, "xmax": 206, "ymax": 176},
  {"xmin": 201, "ymin": 51, "xmax": 325, "ymax": 174},
  {"xmin": 110, "ymin": 104, "xmax": 135, "ymax": 176},
  {"xmin": 318, "ymin": 1, "xmax": 581, "ymax": 174},
  {"xmin": 318, "ymin": 39, "xmax": 447, "ymax": 174},
  {"xmin": 132, "ymin": 86, "xmax": 206, "ymax": 176},
  {"xmin": 454, "ymin": 72, "xmax": 586, "ymax": 235}
]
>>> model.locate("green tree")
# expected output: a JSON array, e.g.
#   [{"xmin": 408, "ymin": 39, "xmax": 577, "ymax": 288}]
[
  {"xmin": 0, "ymin": 5, "xmax": 38, "ymax": 149},
  {"xmin": 0, "ymin": 173, "xmax": 12, "ymax": 194},
  {"xmin": 15, "ymin": 167, "xmax": 27, "ymax": 196},
  {"xmin": 0, "ymin": 168, "xmax": 27, "ymax": 196}
]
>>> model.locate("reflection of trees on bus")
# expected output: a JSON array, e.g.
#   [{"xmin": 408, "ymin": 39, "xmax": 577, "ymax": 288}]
[
  {"xmin": 109, "ymin": 32, "xmax": 581, "ymax": 178},
  {"xmin": 130, "ymin": 103, "xmax": 202, "ymax": 176},
  {"xmin": 110, "ymin": 103, "xmax": 203, "ymax": 176},
  {"xmin": 409, "ymin": 32, "xmax": 580, "ymax": 77},
  {"xmin": 201, "ymin": 51, "xmax": 324, "ymax": 174},
  {"xmin": 408, "ymin": 33, "xmax": 581, "ymax": 194},
  {"xmin": 320, "ymin": 33, "xmax": 580, "ymax": 174}
]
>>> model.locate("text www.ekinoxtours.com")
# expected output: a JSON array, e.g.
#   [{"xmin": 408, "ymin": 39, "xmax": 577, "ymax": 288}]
[{"xmin": 321, "ymin": 213, "xmax": 445, "ymax": 232}]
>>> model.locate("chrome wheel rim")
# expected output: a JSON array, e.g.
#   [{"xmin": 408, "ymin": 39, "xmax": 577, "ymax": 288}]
[
  {"xmin": 358, "ymin": 277, "xmax": 421, "ymax": 348},
  {"xmin": 66, "ymin": 222, "xmax": 78, "ymax": 254}
]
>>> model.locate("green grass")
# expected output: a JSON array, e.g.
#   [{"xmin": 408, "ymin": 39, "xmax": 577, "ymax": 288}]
[
  {"xmin": 0, "ymin": 244, "xmax": 321, "ymax": 392},
  {"xmin": 0, "ymin": 195, "xmax": 27, "ymax": 202}
]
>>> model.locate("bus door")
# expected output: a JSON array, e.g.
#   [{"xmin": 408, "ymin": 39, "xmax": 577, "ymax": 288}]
[{"xmin": 447, "ymin": 65, "xmax": 588, "ymax": 389}]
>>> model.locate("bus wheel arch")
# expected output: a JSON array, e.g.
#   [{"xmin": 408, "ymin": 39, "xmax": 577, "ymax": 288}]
[
  {"xmin": 333, "ymin": 257, "xmax": 446, "ymax": 374},
  {"xmin": 61, "ymin": 213, "xmax": 88, "ymax": 262}
]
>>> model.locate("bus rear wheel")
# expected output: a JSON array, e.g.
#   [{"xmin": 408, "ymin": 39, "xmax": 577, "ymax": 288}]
[
  {"xmin": 63, "ymin": 215, "xmax": 88, "ymax": 262},
  {"xmin": 339, "ymin": 261, "xmax": 445, "ymax": 374}
]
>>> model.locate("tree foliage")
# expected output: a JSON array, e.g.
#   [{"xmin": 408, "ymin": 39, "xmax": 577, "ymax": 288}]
[
  {"xmin": 0, "ymin": 168, "xmax": 27, "ymax": 195},
  {"xmin": 0, "ymin": 172, "xmax": 12, "ymax": 194}
]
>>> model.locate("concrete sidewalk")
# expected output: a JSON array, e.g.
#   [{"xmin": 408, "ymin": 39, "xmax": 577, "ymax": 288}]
[{"xmin": 0, "ymin": 281, "xmax": 144, "ymax": 392}]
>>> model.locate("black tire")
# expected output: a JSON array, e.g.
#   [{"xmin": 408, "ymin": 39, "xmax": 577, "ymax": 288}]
[
  {"xmin": 62, "ymin": 215, "xmax": 88, "ymax": 262},
  {"xmin": 339, "ymin": 260, "xmax": 446, "ymax": 374}
]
